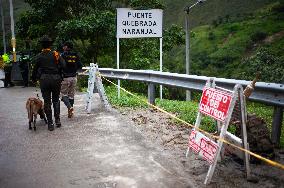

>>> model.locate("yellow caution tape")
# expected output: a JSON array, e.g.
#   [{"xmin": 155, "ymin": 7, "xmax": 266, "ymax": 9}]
[{"xmin": 101, "ymin": 76, "xmax": 284, "ymax": 170}]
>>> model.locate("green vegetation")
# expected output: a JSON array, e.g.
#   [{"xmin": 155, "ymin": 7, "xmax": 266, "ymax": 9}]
[
  {"xmin": 246, "ymin": 101, "xmax": 284, "ymax": 147},
  {"xmin": 2, "ymin": 0, "xmax": 283, "ymax": 86},
  {"xmin": 164, "ymin": 0, "xmax": 279, "ymax": 28},
  {"xmin": 2, "ymin": 0, "xmax": 283, "ymax": 145},
  {"xmin": 105, "ymin": 85, "xmax": 284, "ymax": 147},
  {"xmin": 106, "ymin": 86, "xmax": 148, "ymax": 108},
  {"xmin": 188, "ymin": 2, "xmax": 284, "ymax": 83},
  {"xmin": 161, "ymin": 2, "xmax": 284, "ymax": 97}
]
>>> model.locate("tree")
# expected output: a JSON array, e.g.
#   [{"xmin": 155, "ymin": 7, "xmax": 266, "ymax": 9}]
[
  {"xmin": 17, "ymin": 0, "xmax": 184, "ymax": 71},
  {"xmin": 17, "ymin": 0, "xmax": 114, "ymax": 39},
  {"xmin": 238, "ymin": 48, "xmax": 284, "ymax": 83},
  {"xmin": 129, "ymin": 0, "xmax": 164, "ymax": 9},
  {"xmin": 56, "ymin": 11, "xmax": 116, "ymax": 63}
]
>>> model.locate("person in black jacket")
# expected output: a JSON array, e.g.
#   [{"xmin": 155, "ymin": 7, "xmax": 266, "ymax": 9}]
[
  {"xmin": 60, "ymin": 41, "xmax": 82, "ymax": 118},
  {"xmin": 19, "ymin": 53, "xmax": 30, "ymax": 87},
  {"xmin": 32, "ymin": 35, "xmax": 65, "ymax": 131},
  {"xmin": 2, "ymin": 53, "xmax": 14, "ymax": 88}
]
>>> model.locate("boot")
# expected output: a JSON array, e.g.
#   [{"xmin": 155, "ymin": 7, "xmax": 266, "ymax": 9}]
[
  {"xmin": 55, "ymin": 118, "xmax": 61, "ymax": 128},
  {"xmin": 44, "ymin": 102, "xmax": 54, "ymax": 131},
  {"xmin": 53, "ymin": 101, "xmax": 61, "ymax": 128},
  {"xmin": 68, "ymin": 98, "xmax": 74, "ymax": 118},
  {"xmin": 48, "ymin": 123, "xmax": 54, "ymax": 131},
  {"xmin": 68, "ymin": 107, "xmax": 74, "ymax": 118}
]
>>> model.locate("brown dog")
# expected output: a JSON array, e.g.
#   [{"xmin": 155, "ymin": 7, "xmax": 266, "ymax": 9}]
[{"xmin": 26, "ymin": 96, "xmax": 47, "ymax": 131}]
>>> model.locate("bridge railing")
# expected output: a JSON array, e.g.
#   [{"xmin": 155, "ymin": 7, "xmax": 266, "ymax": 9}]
[{"xmin": 81, "ymin": 67, "xmax": 284, "ymax": 145}]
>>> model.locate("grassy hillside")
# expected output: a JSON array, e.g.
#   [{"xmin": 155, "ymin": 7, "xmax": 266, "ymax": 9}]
[
  {"xmin": 1, "ymin": 0, "xmax": 283, "ymax": 84},
  {"xmin": 164, "ymin": 0, "xmax": 280, "ymax": 28},
  {"xmin": 0, "ymin": 0, "xmax": 280, "ymax": 38},
  {"xmin": 164, "ymin": 1, "xmax": 284, "ymax": 83}
]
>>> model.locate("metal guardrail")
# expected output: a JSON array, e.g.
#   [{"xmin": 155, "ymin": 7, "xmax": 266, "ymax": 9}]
[
  {"xmin": 81, "ymin": 67, "xmax": 284, "ymax": 145},
  {"xmin": 93, "ymin": 68, "xmax": 284, "ymax": 107}
]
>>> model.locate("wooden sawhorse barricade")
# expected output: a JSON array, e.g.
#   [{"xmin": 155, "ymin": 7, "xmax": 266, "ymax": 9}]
[
  {"xmin": 85, "ymin": 63, "xmax": 111, "ymax": 113},
  {"xmin": 186, "ymin": 78, "xmax": 251, "ymax": 185}
]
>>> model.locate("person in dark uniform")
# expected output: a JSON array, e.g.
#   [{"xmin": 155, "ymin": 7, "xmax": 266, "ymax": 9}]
[
  {"xmin": 19, "ymin": 53, "xmax": 30, "ymax": 87},
  {"xmin": 2, "ymin": 53, "xmax": 14, "ymax": 88},
  {"xmin": 31, "ymin": 35, "xmax": 65, "ymax": 131},
  {"xmin": 60, "ymin": 41, "xmax": 82, "ymax": 118}
]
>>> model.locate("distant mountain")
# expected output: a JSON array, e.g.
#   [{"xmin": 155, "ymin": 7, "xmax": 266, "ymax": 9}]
[
  {"xmin": 0, "ymin": 0, "xmax": 278, "ymax": 35},
  {"xmin": 164, "ymin": 1, "xmax": 284, "ymax": 83},
  {"xmin": 163, "ymin": 0, "xmax": 278, "ymax": 28}
]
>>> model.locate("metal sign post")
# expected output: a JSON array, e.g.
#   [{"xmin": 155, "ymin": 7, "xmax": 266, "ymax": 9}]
[
  {"xmin": 117, "ymin": 38, "xmax": 120, "ymax": 98},
  {"xmin": 85, "ymin": 63, "xmax": 111, "ymax": 113},
  {"xmin": 160, "ymin": 37, "xmax": 163, "ymax": 99},
  {"xmin": 186, "ymin": 78, "xmax": 251, "ymax": 185}
]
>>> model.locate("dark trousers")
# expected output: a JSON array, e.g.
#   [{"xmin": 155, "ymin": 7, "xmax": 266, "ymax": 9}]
[
  {"xmin": 40, "ymin": 77, "xmax": 62, "ymax": 124},
  {"xmin": 4, "ymin": 66, "xmax": 14, "ymax": 87},
  {"xmin": 21, "ymin": 69, "xmax": 29, "ymax": 86}
]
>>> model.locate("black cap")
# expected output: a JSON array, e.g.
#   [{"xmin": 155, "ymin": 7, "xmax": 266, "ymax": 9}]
[
  {"xmin": 39, "ymin": 35, "xmax": 53, "ymax": 43},
  {"xmin": 63, "ymin": 41, "xmax": 73, "ymax": 49}
]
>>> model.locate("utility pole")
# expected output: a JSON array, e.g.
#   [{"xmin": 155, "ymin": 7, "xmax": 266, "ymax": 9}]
[
  {"xmin": 184, "ymin": 0, "xmax": 206, "ymax": 101},
  {"xmin": 9, "ymin": 0, "xmax": 16, "ymax": 62},
  {"xmin": 0, "ymin": 0, "xmax": 7, "ymax": 53},
  {"xmin": 185, "ymin": 7, "xmax": 191, "ymax": 101}
]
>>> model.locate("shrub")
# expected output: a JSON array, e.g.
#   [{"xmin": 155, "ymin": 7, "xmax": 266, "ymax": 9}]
[
  {"xmin": 251, "ymin": 30, "xmax": 268, "ymax": 42},
  {"xmin": 0, "ymin": 58, "xmax": 4, "ymax": 69},
  {"xmin": 240, "ymin": 48, "xmax": 284, "ymax": 83},
  {"xmin": 77, "ymin": 75, "xmax": 88, "ymax": 91},
  {"xmin": 271, "ymin": 2, "xmax": 284, "ymax": 13},
  {"xmin": 212, "ymin": 20, "xmax": 218, "ymax": 27},
  {"xmin": 208, "ymin": 31, "xmax": 215, "ymax": 40}
]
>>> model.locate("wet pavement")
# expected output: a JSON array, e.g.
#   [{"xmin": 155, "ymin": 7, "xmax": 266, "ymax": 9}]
[{"xmin": 0, "ymin": 86, "xmax": 195, "ymax": 188}]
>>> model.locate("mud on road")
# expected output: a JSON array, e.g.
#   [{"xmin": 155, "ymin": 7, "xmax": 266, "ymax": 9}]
[
  {"xmin": 0, "ymin": 87, "xmax": 196, "ymax": 188},
  {"xmin": 0, "ymin": 85, "xmax": 283, "ymax": 188},
  {"xmin": 121, "ymin": 107, "xmax": 284, "ymax": 188}
]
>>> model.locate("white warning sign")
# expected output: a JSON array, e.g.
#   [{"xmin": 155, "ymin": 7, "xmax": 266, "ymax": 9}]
[{"xmin": 117, "ymin": 8, "xmax": 163, "ymax": 38}]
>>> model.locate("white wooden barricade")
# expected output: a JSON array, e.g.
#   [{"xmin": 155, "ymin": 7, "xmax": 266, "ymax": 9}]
[
  {"xmin": 85, "ymin": 63, "xmax": 111, "ymax": 113},
  {"xmin": 186, "ymin": 78, "xmax": 251, "ymax": 185}
]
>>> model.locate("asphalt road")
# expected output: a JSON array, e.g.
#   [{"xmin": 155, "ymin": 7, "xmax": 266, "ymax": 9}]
[{"xmin": 0, "ymin": 86, "xmax": 195, "ymax": 188}]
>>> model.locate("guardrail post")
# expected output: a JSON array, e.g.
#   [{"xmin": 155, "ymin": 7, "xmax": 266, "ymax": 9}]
[
  {"xmin": 271, "ymin": 106, "xmax": 283, "ymax": 147},
  {"xmin": 148, "ymin": 83, "xmax": 155, "ymax": 105}
]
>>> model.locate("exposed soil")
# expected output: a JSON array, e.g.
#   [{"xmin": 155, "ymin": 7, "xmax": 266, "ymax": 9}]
[
  {"xmin": 119, "ymin": 107, "xmax": 284, "ymax": 188},
  {"xmin": 244, "ymin": 29, "xmax": 284, "ymax": 58},
  {"xmin": 263, "ymin": 30, "xmax": 284, "ymax": 44}
]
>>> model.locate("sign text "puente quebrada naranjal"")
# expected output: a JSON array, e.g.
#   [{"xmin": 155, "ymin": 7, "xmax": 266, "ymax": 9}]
[{"xmin": 117, "ymin": 8, "xmax": 163, "ymax": 38}]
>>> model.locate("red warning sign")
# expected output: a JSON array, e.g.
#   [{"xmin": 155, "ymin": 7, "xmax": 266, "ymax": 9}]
[
  {"xmin": 188, "ymin": 130, "xmax": 219, "ymax": 164},
  {"xmin": 199, "ymin": 87, "xmax": 232, "ymax": 122}
]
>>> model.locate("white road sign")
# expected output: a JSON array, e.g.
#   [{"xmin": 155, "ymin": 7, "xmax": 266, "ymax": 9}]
[{"xmin": 117, "ymin": 8, "xmax": 163, "ymax": 38}]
